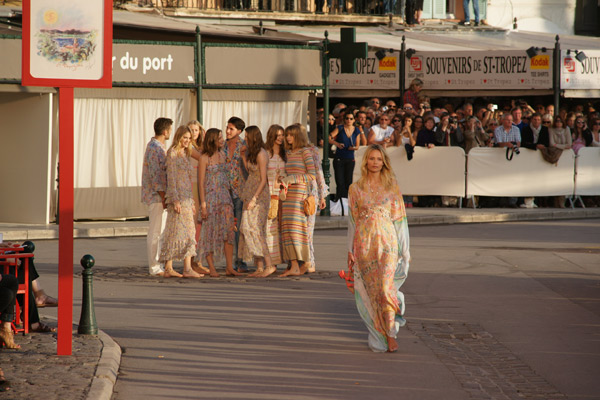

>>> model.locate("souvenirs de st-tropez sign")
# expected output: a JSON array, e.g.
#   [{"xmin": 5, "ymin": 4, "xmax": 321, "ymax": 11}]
[
  {"xmin": 329, "ymin": 51, "xmax": 400, "ymax": 89},
  {"xmin": 561, "ymin": 49, "xmax": 600, "ymax": 90},
  {"xmin": 406, "ymin": 50, "xmax": 553, "ymax": 90}
]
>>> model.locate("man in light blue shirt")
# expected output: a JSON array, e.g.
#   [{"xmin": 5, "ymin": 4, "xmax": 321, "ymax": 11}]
[{"xmin": 494, "ymin": 114, "xmax": 521, "ymax": 148}]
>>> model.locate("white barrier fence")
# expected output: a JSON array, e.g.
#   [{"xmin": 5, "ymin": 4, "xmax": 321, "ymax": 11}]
[
  {"xmin": 351, "ymin": 146, "xmax": 467, "ymax": 196},
  {"xmin": 575, "ymin": 148, "xmax": 600, "ymax": 196},
  {"xmin": 326, "ymin": 146, "xmax": 599, "ymax": 198},
  {"xmin": 467, "ymin": 148, "xmax": 576, "ymax": 197}
]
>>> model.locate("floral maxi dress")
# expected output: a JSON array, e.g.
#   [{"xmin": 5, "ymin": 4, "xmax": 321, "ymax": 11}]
[
  {"xmin": 347, "ymin": 182, "xmax": 410, "ymax": 352},
  {"xmin": 238, "ymin": 155, "xmax": 271, "ymax": 262},
  {"xmin": 266, "ymin": 153, "xmax": 286, "ymax": 265},
  {"xmin": 197, "ymin": 154, "xmax": 235, "ymax": 262},
  {"xmin": 159, "ymin": 149, "xmax": 196, "ymax": 262}
]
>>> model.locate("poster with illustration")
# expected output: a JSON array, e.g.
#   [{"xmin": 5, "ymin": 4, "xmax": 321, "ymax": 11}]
[
  {"xmin": 22, "ymin": 0, "xmax": 111, "ymax": 88},
  {"xmin": 29, "ymin": 0, "xmax": 104, "ymax": 80}
]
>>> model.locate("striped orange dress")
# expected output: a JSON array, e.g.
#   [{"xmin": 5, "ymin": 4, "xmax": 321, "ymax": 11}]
[{"xmin": 281, "ymin": 147, "xmax": 316, "ymax": 262}]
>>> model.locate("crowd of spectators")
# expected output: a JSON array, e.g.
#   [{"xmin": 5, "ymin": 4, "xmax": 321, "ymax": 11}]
[{"xmin": 315, "ymin": 80, "xmax": 600, "ymax": 208}]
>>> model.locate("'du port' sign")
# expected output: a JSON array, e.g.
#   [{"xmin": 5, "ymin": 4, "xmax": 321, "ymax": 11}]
[
  {"xmin": 406, "ymin": 50, "xmax": 552, "ymax": 90},
  {"xmin": 329, "ymin": 51, "xmax": 399, "ymax": 89}
]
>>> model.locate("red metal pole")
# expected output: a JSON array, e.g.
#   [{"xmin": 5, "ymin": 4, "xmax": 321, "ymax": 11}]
[{"xmin": 57, "ymin": 87, "xmax": 74, "ymax": 356}]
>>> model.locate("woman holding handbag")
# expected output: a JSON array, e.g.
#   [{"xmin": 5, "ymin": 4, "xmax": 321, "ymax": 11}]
[
  {"xmin": 296, "ymin": 124, "xmax": 328, "ymax": 274},
  {"xmin": 278, "ymin": 125, "xmax": 316, "ymax": 277},
  {"xmin": 262, "ymin": 124, "xmax": 286, "ymax": 277}
]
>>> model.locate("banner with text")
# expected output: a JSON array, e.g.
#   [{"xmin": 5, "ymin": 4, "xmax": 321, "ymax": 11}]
[
  {"xmin": 561, "ymin": 49, "xmax": 600, "ymax": 89},
  {"xmin": 406, "ymin": 50, "xmax": 552, "ymax": 90},
  {"xmin": 112, "ymin": 43, "xmax": 195, "ymax": 85},
  {"xmin": 329, "ymin": 51, "xmax": 399, "ymax": 89}
]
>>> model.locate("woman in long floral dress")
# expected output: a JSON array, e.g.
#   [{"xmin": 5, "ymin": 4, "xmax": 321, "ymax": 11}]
[
  {"xmin": 262, "ymin": 124, "xmax": 286, "ymax": 277},
  {"xmin": 187, "ymin": 120, "xmax": 210, "ymax": 275},
  {"xmin": 198, "ymin": 128, "xmax": 243, "ymax": 277},
  {"xmin": 278, "ymin": 125, "xmax": 316, "ymax": 277},
  {"xmin": 296, "ymin": 124, "xmax": 329, "ymax": 274},
  {"xmin": 238, "ymin": 126, "xmax": 273, "ymax": 277},
  {"xmin": 347, "ymin": 144, "xmax": 410, "ymax": 352},
  {"xmin": 160, "ymin": 125, "xmax": 203, "ymax": 279}
]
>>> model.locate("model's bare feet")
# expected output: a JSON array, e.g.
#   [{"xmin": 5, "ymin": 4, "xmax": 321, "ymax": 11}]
[
  {"xmin": 150, "ymin": 272, "xmax": 165, "ymax": 277},
  {"xmin": 164, "ymin": 269, "xmax": 183, "ymax": 278},
  {"xmin": 248, "ymin": 268, "xmax": 264, "ymax": 277},
  {"xmin": 307, "ymin": 262, "xmax": 316, "ymax": 273},
  {"xmin": 279, "ymin": 267, "xmax": 301, "ymax": 277},
  {"xmin": 298, "ymin": 264, "xmax": 309, "ymax": 275},
  {"xmin": 387, "ymin": 336, "xmax": 398, "ymax": 353},
  {"xmin": 182, "ymin": 269, "xmax": 203, "ymax": 279},
  {"xmin": 258, "ymin": 265, "xmax": 276, "ymax": 277},
  {"xmin": 225, "ymin": 269, "xmax": 243, "ymax": 276},
  {"xmin": 192, "ymin": 262, "xmax": 210, "ymax": 275}
]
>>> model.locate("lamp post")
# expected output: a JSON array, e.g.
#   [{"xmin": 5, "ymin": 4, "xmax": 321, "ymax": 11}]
[
  {"xmin": 321, "ymin": 31, "xmax": 331, "ymax": 216},
  {"xmin": 400, "ymin": 35, "xmax": 406, "ymax": 102},
  {"xmin": 553, "ymin": 35, "xmax": 560, "ymax": 118},
  {"xmin": 320, "ymin": 27, "xmax": 368, "ymax": 215}
]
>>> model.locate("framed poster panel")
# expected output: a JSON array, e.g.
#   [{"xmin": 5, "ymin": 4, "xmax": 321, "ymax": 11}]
[{"xmin": 21, "ymin": 0, "xmax": 112, "ymax": 88}]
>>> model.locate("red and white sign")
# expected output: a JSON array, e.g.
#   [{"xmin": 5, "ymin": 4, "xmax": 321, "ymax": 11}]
[
  {"xmin": 330, "ymin": 51, "xmax": 399, "ymax": 89},
  {"xmin": 22, "ymin": 0, "xmax": 112, "ymax": 88},
  {"xmin": 561, "ymin": 50, "xmax": 600, "ymax": 89},
  {"xmin": 406, "ymin": 50, "xmax": 552, "ymax": 90}
]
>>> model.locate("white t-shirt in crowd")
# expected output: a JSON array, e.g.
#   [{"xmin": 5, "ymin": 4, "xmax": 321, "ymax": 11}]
[{"xmin": 371, "ymin": 124, "xmax": 395, "ymax": 142}]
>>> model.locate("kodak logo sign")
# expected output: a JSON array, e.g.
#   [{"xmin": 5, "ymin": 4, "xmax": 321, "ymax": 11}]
[
  {"xmin": 379, "ymin": 57, "xmax": 397, "ymax": 71},
  {"xmin": 530, "ymin": 55, "xmax": 550, "ymax": 70}
]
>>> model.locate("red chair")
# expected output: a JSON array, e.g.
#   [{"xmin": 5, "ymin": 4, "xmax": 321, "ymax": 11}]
[{"xmin": 0, "ymin": 251, "xmax": 33, "ymax": 335}]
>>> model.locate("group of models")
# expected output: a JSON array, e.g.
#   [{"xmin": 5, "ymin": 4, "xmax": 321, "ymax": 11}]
[
  {"xmin": 142, "ymin": 116, "xmax": 410, "ymax": 352},
  {"xmin": 142, "ymin": 117, "xmax": 328, "ymax": 279}
]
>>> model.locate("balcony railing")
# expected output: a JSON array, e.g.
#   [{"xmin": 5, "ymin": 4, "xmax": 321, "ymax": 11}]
[{"xmin": 119, "ymin": 0, "xmax": 397, "ymax": 16}]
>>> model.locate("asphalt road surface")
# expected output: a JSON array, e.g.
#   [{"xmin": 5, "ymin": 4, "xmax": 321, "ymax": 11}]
[{"xmin": 32, "ymin": 219, "xmax": 600, "ymax": 400}]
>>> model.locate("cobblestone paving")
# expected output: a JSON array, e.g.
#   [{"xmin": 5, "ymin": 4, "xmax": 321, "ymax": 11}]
[
  {"xmin": 0, "ymin": 331, "xmax": 101, "ymax": 400},
  {"xmin": 407, "ymin": 321, "xmax": 566, "ymax": 400},
  {"xmin": 87, "ymin": 265, "xmax": 337, "ymax": 283}
]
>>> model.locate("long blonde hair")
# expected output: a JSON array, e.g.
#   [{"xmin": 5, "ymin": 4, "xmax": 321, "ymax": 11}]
[
  {"xmin": 168, "ymin": 125, "xmax": 193, "ymax": 157},
  {"xmin": 356, "ymin": 144, "xmax": 397, "ymax": 192},
  {"xmin": 187, "ymin": 120, "xmax": 205, "ymax": 150}
]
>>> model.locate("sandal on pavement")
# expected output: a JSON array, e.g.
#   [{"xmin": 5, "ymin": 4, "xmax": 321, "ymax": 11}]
[
  {"xmin": 35, "ymin": 290, "xmax": 58, "ymax": 308},
  {"xmin": 0, "ymin": 329, "xmax": 21, "ymax": 349},
  {"xmin": 0, "ymin": 368, "xmax": 10, "ymax": 392},
  {"xmin": 30, "ymin": 322, "xmax": 56, "ymax": 333}
]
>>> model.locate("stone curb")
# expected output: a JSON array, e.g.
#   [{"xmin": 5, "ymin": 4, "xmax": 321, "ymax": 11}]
[
  {"xmin": 2, "ymin": 208, "xmax": 599, "ymax": 241},
  {"xmin": 86, "ymin": 330, "xmax": 122, "ymax": 400}
]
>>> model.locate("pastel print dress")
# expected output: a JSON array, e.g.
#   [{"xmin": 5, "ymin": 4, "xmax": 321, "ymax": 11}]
[
  {"xmin": 197, "ymin": 152, "xmax": 235, "ymax": 262},
  {"xmin": 159, "ymin": 149, "xmax": 196, "ymax": 262},
  {"xmin": 266, "ymin": 153, "xmax": 286, "ymax": 265},
  {"xmin": 347, "ymin": 181, "xmax": 410, "ymax": 352},
  {"xmin": 238, "ymin": 155, "xmax": 271, "ymax": 262}
]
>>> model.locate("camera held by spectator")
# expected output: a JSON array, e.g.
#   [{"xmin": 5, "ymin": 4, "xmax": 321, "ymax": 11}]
[{"xmin": 511, "ymin": 141, "xmax": 520, "ymax": 154}]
